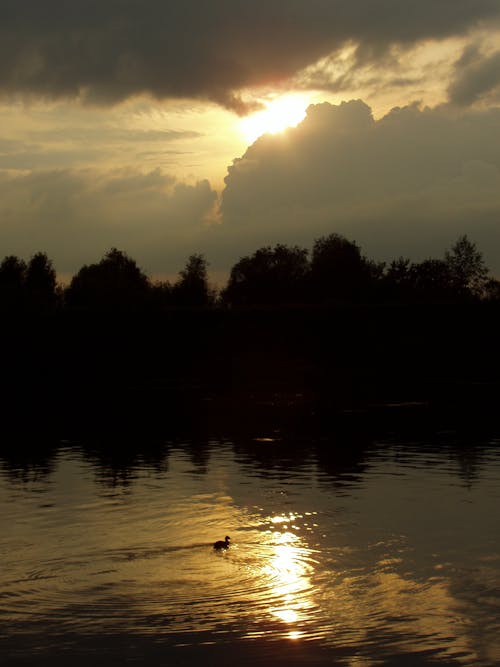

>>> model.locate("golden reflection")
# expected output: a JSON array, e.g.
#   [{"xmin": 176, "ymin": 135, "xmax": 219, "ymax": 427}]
[
  {"xmin": 255, "ymin": 521, "xmax": 316, "ymax": 640},
  {"xmin": 274, "ymin": 608, "xmax": 298, "ymax": 624}
]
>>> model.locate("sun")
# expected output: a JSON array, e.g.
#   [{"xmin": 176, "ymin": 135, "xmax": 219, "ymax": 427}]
[{"xmin": 239, "ymin": 94, "xmax": 309, "ymax": 144}]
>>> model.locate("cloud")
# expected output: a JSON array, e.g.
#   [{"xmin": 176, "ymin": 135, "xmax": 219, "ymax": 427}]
[
  {"xmin": 27, "ymin": 127, "xmax": 203, "ymax": 144},
  {"xmin": 0, "ymin": 109, "xmax": 204, "ymax": 171},
  {"xmin": 0, "ymin": 167, "xmax": 217, "ymax": 275},
  {"xmin": 1, "ymin": 1, "xmax": 499, "ymax": 111},
  {"xmin": 3, "ymin": 99, "xmax": 500, "ymax": 281},
  {"xmin": 448, "ymin": 45, "xmax": 500, "ymax": 105},
  {"xmin": 219, "ymin": 100, "xmax": 500, "ymax": 273}
]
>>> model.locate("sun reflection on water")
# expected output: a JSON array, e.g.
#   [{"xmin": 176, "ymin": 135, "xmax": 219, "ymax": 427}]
[{"xmin": 249, "ymin": 515, "xmax": 318, "ymax": 642}]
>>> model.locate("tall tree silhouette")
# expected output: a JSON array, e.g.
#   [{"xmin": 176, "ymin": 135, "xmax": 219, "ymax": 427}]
[
  {"xmin": 25, "ymin": 252, "xmax": 58, "ymax": 311},
  {"xmin": 66, "ymin": 248, "xmax": 150, "ymax": 310},
  {"xmin": 0, "ymin": 256, "xmax": 27, "ymax": 310},
  {"xmin": 310, "ymin": 233, "xmax": 376, "ymax": 302},
  {"xmin": 444, "ymin": 235, "xmax": 488, "ymax": 299},
  {"xmin": 173, "ymin": 254, "xmax": 212, "ymax": 307},
  {"xmin": 223, "ymin": 244, "xmax": 309, "ymax": 306}
]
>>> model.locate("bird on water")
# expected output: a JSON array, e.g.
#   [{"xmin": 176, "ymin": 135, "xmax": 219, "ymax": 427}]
[{"xmin": 213, "ymin": 536, "xmax": 230, "ymax": 550}]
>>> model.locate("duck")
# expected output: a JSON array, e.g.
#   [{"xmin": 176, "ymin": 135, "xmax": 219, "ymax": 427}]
[{"xmin": 213, "ymin": 535, "xmax": 230, "ymax": 550}]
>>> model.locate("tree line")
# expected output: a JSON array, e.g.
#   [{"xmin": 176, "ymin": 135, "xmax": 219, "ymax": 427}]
[{"xmin": 1, "ymin": 233, "xmax": 499, "ymax": 312}]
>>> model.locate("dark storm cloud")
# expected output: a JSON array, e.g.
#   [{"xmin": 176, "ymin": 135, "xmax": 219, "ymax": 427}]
[
  {"xmin": 448, "ymin": 46, "xmax": 500, "ymax": 105},
  {"xmin": 1, "ymin": 1, "xmax": 499, "ymax": 111},
  {"xmin": 218, "ymin": 101, "xmax": 500, "ymax": 272}
]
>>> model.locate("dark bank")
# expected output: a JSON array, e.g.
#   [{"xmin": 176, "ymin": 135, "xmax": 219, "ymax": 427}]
[{"xmin": 1, "ymin": 299, "xmax": 500, "ymax": 440}]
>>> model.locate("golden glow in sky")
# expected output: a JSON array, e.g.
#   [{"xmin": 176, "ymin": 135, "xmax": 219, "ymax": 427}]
[{"xmin": 239, "ymin": 94, "xmax": 309, "ymax": 144}]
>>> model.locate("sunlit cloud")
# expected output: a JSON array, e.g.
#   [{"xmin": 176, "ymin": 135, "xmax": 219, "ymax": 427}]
[
  {"xmin": 239, "ymin": 95, "xmax": 309, "ymax": 144},
  {"xmin": 220, "ymin": 99, "xmax": 500, "ymax": 275}
]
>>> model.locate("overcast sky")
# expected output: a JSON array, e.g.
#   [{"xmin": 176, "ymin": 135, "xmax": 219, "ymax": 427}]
[{"xmin": 1, "ymin": 1, "xmax": 500, "ymax": 281}]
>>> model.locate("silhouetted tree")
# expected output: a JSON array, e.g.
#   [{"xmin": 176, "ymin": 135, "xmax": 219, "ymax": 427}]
[
  {"xmin": 223, "ymin": 244, "xmax": 309, "ymax": 306},
  {"xmin": 484, "ymin": 278, "xmax": 500, "ymax": 302},
  {"xmin": 409, "ymin": 258, "xmax": 454, "ymax": 301},
  {"xmin": 444, "ymin": 234, "xmax": 489, "ymax": 299},
  {"xmin": 381, "ymin": 257, "xmax": 414, "ymax": 302},
  {"xmin": 25, "ymin": 252, "xmax": 58, "ymax": 311},
  {"xmin": 0, "ymin": 255, "xmax": 27, "ymax": 310},
  {"xmin": 66, "ymin": 248, "xmax": 150, "ymax": 310},
  {"xmin": 150, "ymin": 280, "xmax": 173, "ymax": 309},
  {"xmin": 172, "ymin": 254, "xmax": 213, "ymax": 307},
  {"xmin": 310, "ymin": 233, "xmax": 376, "ymax": 302}
]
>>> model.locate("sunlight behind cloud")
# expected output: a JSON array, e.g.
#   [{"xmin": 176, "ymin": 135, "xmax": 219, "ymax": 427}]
[{"xmin": 239, "ymin": 95, "xmax": 309, "ymax": 144}]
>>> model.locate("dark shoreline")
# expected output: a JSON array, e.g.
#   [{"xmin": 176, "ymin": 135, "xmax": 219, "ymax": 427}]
[{"xmin": 1, "ymin": 302, "xmax": 499, "ymax": 441}]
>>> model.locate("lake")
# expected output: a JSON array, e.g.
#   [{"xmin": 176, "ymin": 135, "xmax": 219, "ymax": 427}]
[{"xmin": 1, "ymin": 431, "xmax": 500, "ymax": 666}]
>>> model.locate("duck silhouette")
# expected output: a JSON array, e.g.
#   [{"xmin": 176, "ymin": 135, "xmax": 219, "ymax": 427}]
[{"xmin": 213, "ymin": 536, "xmax": 230, "ymax": 550}]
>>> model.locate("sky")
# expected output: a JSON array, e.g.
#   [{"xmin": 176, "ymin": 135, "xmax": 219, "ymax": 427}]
[{"xmin": 1, "ymin": 1, "xmax": 500, "ymax": 282}]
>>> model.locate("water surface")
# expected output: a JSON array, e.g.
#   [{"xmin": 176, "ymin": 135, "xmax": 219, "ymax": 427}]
[{"xmin": 1, "ymin": 435, "xmax": 500, "ymax": 666}]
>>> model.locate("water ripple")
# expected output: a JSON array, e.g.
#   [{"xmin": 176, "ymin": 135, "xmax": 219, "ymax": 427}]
[{"xmin": 1, "ymin": 441, "xmax": 500, "ymax": 665}]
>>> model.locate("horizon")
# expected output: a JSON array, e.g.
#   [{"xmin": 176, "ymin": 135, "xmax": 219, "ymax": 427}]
[{"xmin": 2, "ymin": 231, "xmax": 494, "ymax": 290}]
